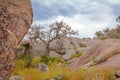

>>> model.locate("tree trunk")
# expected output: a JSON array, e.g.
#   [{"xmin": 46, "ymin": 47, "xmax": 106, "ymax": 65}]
[
  {"xmin": 45, "ymin": 44, "xmax": 50, "ymax": 56},
  {"xmin": 0, "ymin": 0, "xmax": 33, "ymax": 80}
]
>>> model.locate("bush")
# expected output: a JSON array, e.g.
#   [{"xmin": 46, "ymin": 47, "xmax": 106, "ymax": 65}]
[
  {"xmin": 16, "ymin": 53, "xmax": 33, "ymax": 68},
  {"xmin": 12, "ymin": 62, "xmax": 114, "ymax": 80},
  {"xmin": 31, "ymin": 57, "xmax": 40, "ymax": 66},
  {"xmin": 40, "ymin": 54, "xmax": 56, "ymax": 65},
  {"xmin": 12, "ymin": 54, "xmax": 114, "ymax": 80},
  {"xmin": 71, "ymin": 52, "xmax": 82, "ymax": 59},
  {"xmin": 90, "ymin": 57, "xmax": 107, "ymax": 67}
]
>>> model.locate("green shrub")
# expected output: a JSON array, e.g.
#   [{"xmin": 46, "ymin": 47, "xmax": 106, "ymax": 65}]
[
  {"xmin": 16, "ymin": 53, "xmax": 32, "ymax": 68},
  {"xmin": 90, "ymin": 57, "xmax": 107, "ymax": 65},
  {"xmin": 40, "ymin": 54, "xmax": 56, "ymax": 65},
  {"xmin": 71, "ymin": 52, "xmax": 82, "ymax": 59},
  {"xmin": 40, "ymin": 54, "xmax": 67, "ymax": 67},
  {"xmin": 13, "ymin": 59, "xmax": 114, "ymax": 80},
  {"xmin": 99, "ymin": 36, "xmax": 107, "ymax": 40},
  {"xmin": 15, "ymin": 60, "xmax": 26, "ymax": 68},
  {"xmin": 31, "ymin": 57, "xmax": 40, "ymax": 66}
]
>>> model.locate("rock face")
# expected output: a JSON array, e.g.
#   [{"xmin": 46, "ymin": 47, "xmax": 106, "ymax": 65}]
[
  {"xmin": 29, "ymin": 38, "xmax": 98, "ymax": 60},
  {"xmin": 0, "ymin": 0, "xmax": 33, "ymax": 80},
  {"xmin": 73, "ymin": 39, "xmax": 120, "ymax": 70}
]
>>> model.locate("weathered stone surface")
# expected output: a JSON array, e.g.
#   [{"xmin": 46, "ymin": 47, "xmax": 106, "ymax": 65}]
[
  {"xmin": 0, "ymin": 0, "xmax": 33, "ymax": 79},
  {"xmin": 49, "ymin": 51, "xmax": 62, "ymax": 58},
  {"xmin": 62, "ymin": 50, "xmax": 76, "ymax": 60},
  {"xmin": 76, "ymin": 47, "xmax": 90, "ymax": 53},
  {"xmin": 50, "ymin": 38, "xmax": 66, "ymax": 55},
  {"xmin": 67, "ymin": 58, "xmax": 78, "ymax": 64}
]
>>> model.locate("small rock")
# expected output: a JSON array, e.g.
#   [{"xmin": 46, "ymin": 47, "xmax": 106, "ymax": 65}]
[
  {"xmin": 9, "ymin": 76, "xmax": 24, "ymax": 80},
  {"xmin": 115, "ymin": 78, "xmax": 120, "ymax": 80},
  {"xmin": 116, "ymin": 70, "xmax": 120, "ymax": 78},
  {"xmin": 46, "ymin": 75, "xmax": 64, "ymax": 80},
  {"xmin": 33, "ymin": 64, "xmax": 49, "ymax": 72},
  {"xmin": 49, "ymin": 79, "xmax": 56, "ymax": 80}
]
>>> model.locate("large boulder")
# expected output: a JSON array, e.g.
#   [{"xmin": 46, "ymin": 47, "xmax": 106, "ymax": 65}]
[
  {"xmin": 32, "ymin": 40, "xmax": 46, "ymax": 56},
  {"xmin": 62, "ymin": 50, "xmax": 76, "ymax": 60},
  {"xmin": 50, "ymin": 38, "xmax": 78, "ymax": 55},
  {"xmin": 0, "ymin": 0, "xmax": 33, "ymax": 79},
  {"xmin": 73, "ymin": 39, "xmax": 120, "ymax": 70},
  {"xmin": 49, "ymin": 51, "xmax": 62, "ymax": 58},
  {"xmin": 49, "ymin": 38, "xmax": 66, "ymax": 55}
]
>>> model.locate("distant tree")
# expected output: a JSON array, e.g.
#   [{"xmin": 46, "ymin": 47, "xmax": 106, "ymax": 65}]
[
  {"xmin": 27, "ymin": 21, "xmax": 78, "ymax": 55},
  {"xmin": 94, "ymin": 31, "xmax": 104, "ymax": 37},
  {"xmin": 94, "ymin": 16, "xmax": 120, "ymax": 39},
  {"xmin": 116, "ymin": 16, "xmax": 120, "ymax": 23},
  {"xmin": 103, "ymin": 28, "xmax": 110, "ymax": 33}
]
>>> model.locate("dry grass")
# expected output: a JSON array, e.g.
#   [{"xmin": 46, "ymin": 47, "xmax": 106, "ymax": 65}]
[{"xmin": 12, "ymin": 55, "xmax": 115, "ymax": 80}]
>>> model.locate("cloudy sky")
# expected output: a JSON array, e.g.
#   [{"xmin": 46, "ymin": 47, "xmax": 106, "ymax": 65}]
[{"xmin": 31, "ymin": 0, "xmax": 120, "ymax": 38}]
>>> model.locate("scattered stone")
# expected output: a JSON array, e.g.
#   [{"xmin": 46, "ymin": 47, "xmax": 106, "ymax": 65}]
[
  {"xmin": 115, "ymin": 78, "xmax": 120, "ymax": 80},
  {"xmin": 9, "ymin": 76, "xmax": 24, "ymax": 80},
  {"xmin": 115, "ymin": 70, "xmax": 120, "ymax": 80},
  {"xmin": 33, "ymin": 64, "xmax": 49, "ymax": 72},
  {"xmin": 116, "ymin": 70, "xmax": 120, "ymax": 78},
  {"xmin": 46, "ymin": 75, "xmax": 64, "ymax": 80}
]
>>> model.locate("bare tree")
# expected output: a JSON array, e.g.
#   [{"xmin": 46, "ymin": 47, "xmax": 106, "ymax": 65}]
[{"xmin": 27, "ymin": 21, "xmax": 78, "ymax": 55}]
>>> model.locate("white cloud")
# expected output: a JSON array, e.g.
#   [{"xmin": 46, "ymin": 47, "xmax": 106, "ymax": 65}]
[
  {"xmin": 31, "ymin": 0, "xmax": 91, "ymax": 6},
  {"xmin": 32, "ymin": 1, "xmax": 116, "ymax": 38},
  {"xmin": 106, "ymin": 0, "xmax": 120, "ymax": 4}
]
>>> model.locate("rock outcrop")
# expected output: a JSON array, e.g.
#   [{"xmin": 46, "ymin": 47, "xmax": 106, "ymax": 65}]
[
  {"xmin": 0, "ymin": 0, "xmax": 33, "ymax": 80},
  {"xmin": 73, "ymin": 39, "xmax": 120, "ymax": 70}
]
